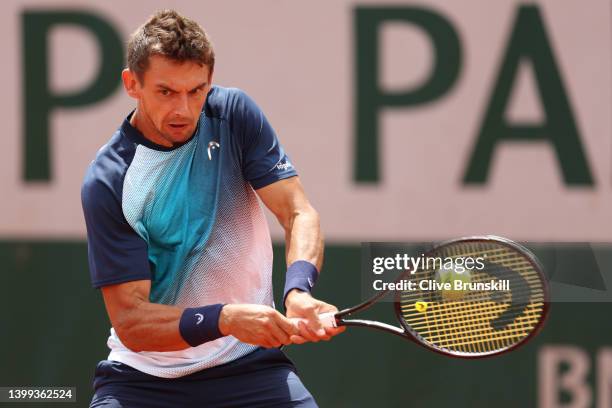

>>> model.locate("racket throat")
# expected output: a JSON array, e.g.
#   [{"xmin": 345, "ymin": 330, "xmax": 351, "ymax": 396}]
[{"xmin": 340, "ymin": 319, "xmax": 406, "ymax": 337}]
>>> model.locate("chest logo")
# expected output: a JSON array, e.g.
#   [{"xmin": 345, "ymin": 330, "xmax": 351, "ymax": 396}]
[{"xmin": 207, "ymin": 141, "xmax": 220, "ymax": 160}]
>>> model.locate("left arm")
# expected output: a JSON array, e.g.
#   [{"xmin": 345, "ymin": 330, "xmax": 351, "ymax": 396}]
[
  {"xmin": 256, "ymin": 176, "xmax": 345, "ymax": 343},
  {"xmin": 257, "ymin": 176, "xmax": 322, "ymax": 272},
  {"xmin": 233, "ymin": 88, "xmax": 343, "ymax": 343}
]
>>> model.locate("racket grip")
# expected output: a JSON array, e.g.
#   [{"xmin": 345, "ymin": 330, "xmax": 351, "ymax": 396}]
[
  {"xmin": 288, "ymin": 312, "xmax": 338, "ymax": 329},
  {"xmin": 318, "ymin": 312, "xmax": 338, "ymax": 328}
]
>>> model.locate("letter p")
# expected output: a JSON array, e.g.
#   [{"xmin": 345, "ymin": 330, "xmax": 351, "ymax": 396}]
[{"xmin": 22, "ymin": 10, "xmax": 124, "ymax": 181}]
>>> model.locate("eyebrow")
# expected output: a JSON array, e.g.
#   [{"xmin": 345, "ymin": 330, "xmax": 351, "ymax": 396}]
[{"xmin": 156, "ymin": 82, "xmax": 208, "ymax": 93}]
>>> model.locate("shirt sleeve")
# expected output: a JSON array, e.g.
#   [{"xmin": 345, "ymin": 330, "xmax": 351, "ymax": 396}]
[
  {"xmin": 81, "ymin": 174, "xmax": 151, "ymax": 288},
  {"xmin": 232, "ymin": 90, "xmax": 298, "ymax": 189}
]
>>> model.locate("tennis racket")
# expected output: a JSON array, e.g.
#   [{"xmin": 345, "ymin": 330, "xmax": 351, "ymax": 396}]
[{"xmin": 317, "ymin": 236, "xmax": 549, "ymax": 358}]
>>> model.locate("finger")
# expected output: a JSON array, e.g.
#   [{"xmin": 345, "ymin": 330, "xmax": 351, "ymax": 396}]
[
  {"xmin": 267, "ymin": 322, "xmax": 291, "ymax": 346},
  {"xmin": 317, "ymin": 331, "xmax": 332, "ymax": 341},
  {"xmin": 258, "ymin": 339, "xmax": 273, "ymax": 348},
  {"xmin": 302, "ymin": 307, "xmax": 326, "ymax": 337},
  {"xmin": 289, "ymin": 335, "xmax": 307, "ymax": 344},
  {"xmin": 324, "ymin": 326, "xmax": 346, "ymax": 337},
  {"xmin": 289, "ymin": 318, "xmax": 322, "ymax": 343},
  {"xmin": 265, "ymin": 333, "xmax": 284, "ymax": 348},
  {"xmin": 289, "ymin": 317, "xmax": 307, "ymax": 333},
  {"xmin": 274, "ymin": 312, "xmax": 300, "ymax": 336},
  {"xmin": 263, "ymin": 339, "xmax": 281, "ymax": 348},
  {"xmin": 289, "ymin": 315, "xmax": 324, "ymax": 342},
  {"xmin": 297, "ymin": 320, "xmax": 321, "ymax": 342}
]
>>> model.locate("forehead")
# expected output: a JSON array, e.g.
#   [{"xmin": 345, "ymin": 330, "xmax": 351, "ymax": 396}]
[{"xmin": 142, "ymin": 55, "xmax": 211, "ymax": 88}]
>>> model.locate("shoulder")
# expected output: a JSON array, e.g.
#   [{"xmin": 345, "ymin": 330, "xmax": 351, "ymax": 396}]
[
  {"xmin": 204, "ymin": 85, "xmax": 261, "ymax": 123},
  {"xmin": 82, "ymin": 129, "xmax": 138, "ymax": 210}
]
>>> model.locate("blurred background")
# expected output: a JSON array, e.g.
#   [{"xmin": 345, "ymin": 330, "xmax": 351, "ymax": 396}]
[{"xmin": 1, "ymin": 0, "xmax": 611, "ymax": 407}]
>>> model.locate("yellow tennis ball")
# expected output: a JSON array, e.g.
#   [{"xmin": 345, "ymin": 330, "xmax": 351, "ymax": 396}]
[{"xmin": 435, "ymin": 263, "xmax": 471, "ymax": 301}]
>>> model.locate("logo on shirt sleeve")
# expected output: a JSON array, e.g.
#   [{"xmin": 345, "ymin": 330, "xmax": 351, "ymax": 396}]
[{"xmin": 275, "ymin": 160, "xmax": 293, "ymax": 171}]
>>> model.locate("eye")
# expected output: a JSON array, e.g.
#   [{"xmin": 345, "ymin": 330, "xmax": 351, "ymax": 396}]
[
  {"xmin": 189, "ymin": 88, "xmax": 203, "ymax": 95},
  {"xmin": 159, "ymin": 89, "xmax": 171, "ymax": 96}
]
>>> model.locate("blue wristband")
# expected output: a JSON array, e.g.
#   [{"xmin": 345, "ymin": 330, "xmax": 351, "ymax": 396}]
[
  {"xmin": 283, "ymin": 260, "xmax": 319, "ymax": 306},
  {"xmin": 179, "ymin": 304, "xmax": 224, "ymax": 347}
]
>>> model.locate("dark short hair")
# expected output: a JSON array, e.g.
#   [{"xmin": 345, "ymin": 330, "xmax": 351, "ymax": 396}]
[{"xmin": 127, "ymin": 9, "xmax": 215, "ymax": 81}]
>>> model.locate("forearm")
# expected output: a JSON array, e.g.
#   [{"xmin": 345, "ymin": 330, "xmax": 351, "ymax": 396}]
[
  {"xmin": 281, "ymin": 207, "xmax": 345, "ymax": 342},
  {"xmin": 113, "ymin": 300, "xmax": 300, "ymax": 352},
  {"xmin": 103, "ymin": 279, "xmax": 227, "ymax": 353},
  {"xmin": 284, "ymin": 205, "xmax": 323, "ymax": 270},
  {"xmin": 113, "ymin": 300, "xmax": 190, "ymax": 352},
  {"xmin": 255, "ymin": 177, "xmax": 324, "ymax": 303}
]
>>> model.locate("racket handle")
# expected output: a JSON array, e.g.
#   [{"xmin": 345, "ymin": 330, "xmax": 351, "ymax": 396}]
[
  {"xmin": 318, "ymin": 312, "xmax": 338, "ymax": 328},
  {"xmin": 288, "ymin": 312, "xmax": 338, "ymax": 328}
]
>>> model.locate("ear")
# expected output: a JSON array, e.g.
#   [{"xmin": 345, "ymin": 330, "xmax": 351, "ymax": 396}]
[
  {"xmin": 207, "ymin": 66, "xmax": 214, "ymax": 85},
  {"xmin": 122, "ymin": 69, "xmax": 140, "ymax": 99}
]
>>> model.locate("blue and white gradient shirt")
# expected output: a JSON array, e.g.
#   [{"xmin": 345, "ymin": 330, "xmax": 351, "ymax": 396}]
[{"xmin": 81, "ymin": 86, "xmax": 297, "ymax": 378}]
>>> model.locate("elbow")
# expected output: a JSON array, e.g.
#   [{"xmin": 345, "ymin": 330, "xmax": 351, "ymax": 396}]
[
  {"xmin": 122, "ymin": 338, "xmax": 144, "ymax": 353},
  {"xmin": 113, "ymin": 316, "xmax": 143, "ymax": 352},
  {"xmin": 282, "ymin": 205, "xmax": 320, "ymax": 231}
]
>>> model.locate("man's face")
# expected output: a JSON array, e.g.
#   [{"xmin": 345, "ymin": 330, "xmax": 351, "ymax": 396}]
[{"xmin": 124, "ymin": 55, "xmax": 212, "ymax": 146}]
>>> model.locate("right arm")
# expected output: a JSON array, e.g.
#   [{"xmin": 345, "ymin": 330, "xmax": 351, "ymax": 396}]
[{"xmin": 101, "ymin": 280, "xmax": 298, "ymax": 352}]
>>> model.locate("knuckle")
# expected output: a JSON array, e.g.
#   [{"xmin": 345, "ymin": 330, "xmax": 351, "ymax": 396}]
[{"xmin": 303, "ymin": 305, "xmax": 316, "ymax": 312}]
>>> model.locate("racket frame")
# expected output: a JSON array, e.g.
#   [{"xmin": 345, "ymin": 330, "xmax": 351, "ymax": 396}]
[{"xmin": 329, "ymin": 235, "xmax": 550, "ymax": 358}]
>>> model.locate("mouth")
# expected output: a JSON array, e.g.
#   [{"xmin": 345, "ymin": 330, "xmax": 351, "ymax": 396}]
[{"xmin": 168, "ymin": 123, "xmax": 189, "ymax": 130}]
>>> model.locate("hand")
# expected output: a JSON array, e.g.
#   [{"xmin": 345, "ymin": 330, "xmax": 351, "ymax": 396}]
[
  {"xmin": 285, "ymin": 290, "xmax": 346, "ymax": 344},
  {"xmin": 218, "ymin": 304, "xmax": 298, "ymax": 348}
]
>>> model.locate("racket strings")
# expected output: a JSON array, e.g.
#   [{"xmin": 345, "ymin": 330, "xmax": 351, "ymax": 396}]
[
  {"xmin": 398, "ymin": 241, "xmax": 547, "ymax": 355},
  {"xmin": 439, "ymin": 243, "xmax": 542, "ymax": 351},
  {"xmin": 411, "ymin": 303, "xmax": 542, "ymax": 345}
]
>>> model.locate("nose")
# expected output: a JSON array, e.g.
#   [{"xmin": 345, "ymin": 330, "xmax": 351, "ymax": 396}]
[{"xmin": 173, "ymin": 93, "xmax": 189, "ymax": 116}]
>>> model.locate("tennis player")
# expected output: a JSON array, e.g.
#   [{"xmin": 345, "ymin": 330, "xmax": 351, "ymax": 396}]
[{"xmin": 81, "ymin": 9, "xmax": 343, "ymax": 407}]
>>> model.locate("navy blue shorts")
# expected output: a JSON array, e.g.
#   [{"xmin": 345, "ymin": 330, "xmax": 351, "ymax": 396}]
[{"xmin": 90, "ymin": 348, "xmax": 317, "ymax": 407}]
